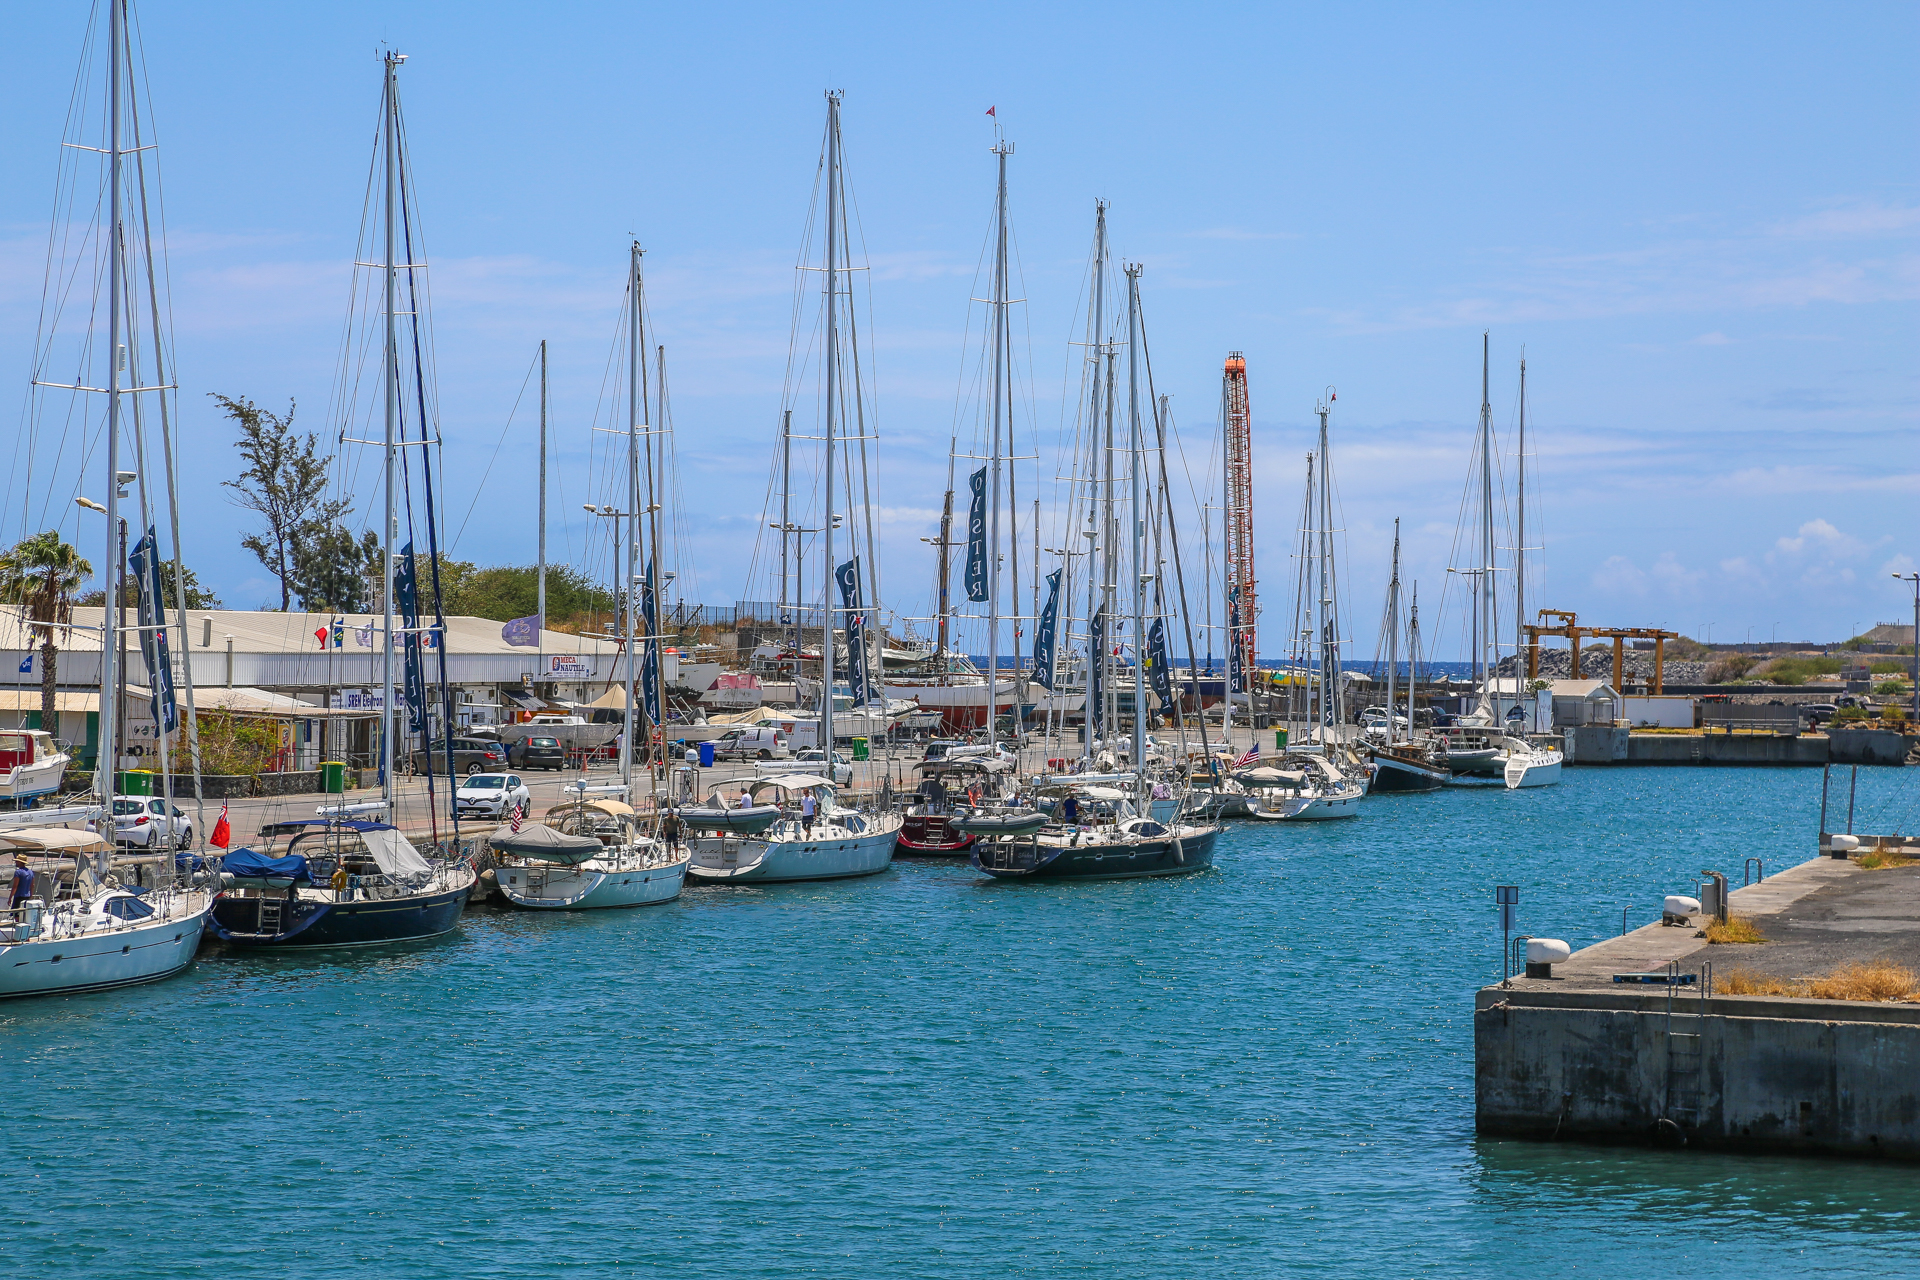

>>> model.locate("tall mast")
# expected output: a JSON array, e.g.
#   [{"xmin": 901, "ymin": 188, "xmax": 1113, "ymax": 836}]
[
  {"xmin": 380, "ymin": 50, "xmax": 402, "ymax": 807},
  {"xmin": 1514, "ymin": 355, "xmax": 1527, "ymax": 706},
  {"xmin": 934, "ymin": 487, "xmax": 952, "ymax": 664},
  {"xmin": 819, "ymin": 90, "xmax": 841, "ymax": 761},
  {"xmin": 622, "ymin": 241, "xmax": 642, "ymax": 791},
  {"xmin": 1219, "ymin": 365, "xmax": 1231, "ymax": 737},
  {"xmin": 1125, "ymin": 263, "xmax": 1146, "ymax": 789},
  {"xmin": 1082, "ymin": 202, "xmax": 1108, "ymax": 766},
  {"xmin": 1385, "ymin": 519, "xmax": 1400, "ymax": 745},
  {"xmin": 781, "ymin": 409, "xmax": 792, "ymax": 651},
  {"xmin": 1315, "ymin": 397, "xmax": 1341, "ymax": 737},
  {"xmin": 1222, "ymin": 352, "xmax": 1255, "ymax": 718},
  {"xmin": 1407, "ymin": 584, "xmax": 1419, "ymax": 738},
  {"xmin": 1478, "ymin": 330, "xmax": 1494, "ymax": 694},
  {"xmin": 97, "ymin": 0, "xmax": 125, "ymax": 792},
  {"xmin": 985, "ymin": 136, "xmax": 1011, "ymax": 756},
  {"xmin": 537, "ymin": 338, "xmax": 547, "ymax": 680},
  {"xmin": 650, "ymin": 342, "xmax": 666, "ymax": 783}
]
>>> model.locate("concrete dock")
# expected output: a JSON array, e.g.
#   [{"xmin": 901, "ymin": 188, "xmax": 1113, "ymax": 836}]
[{"xmin": 1476, "ymin": 849, "xmax": 1920, "ymax": 1159}]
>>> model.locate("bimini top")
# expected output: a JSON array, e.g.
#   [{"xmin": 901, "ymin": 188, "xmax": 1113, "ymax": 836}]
[
  {"xmin": 0, "ymin": 827, "xmax": 111, "ymax": 855},
  {"xmin": 747, "ymin": 773, "xmax": 837, "ymax": 795}
]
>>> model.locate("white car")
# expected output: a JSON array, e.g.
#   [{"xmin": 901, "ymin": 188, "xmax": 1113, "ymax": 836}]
[
  {"xmin": 455, "ymin": 773, "xmax": 533, "ymax": 820},
  {"xmin": 792, "ymin": 749, "xmax": 853, "ymax": 786},
  {"xmin": 109, "ymin": 795, "xmax": 194, "ymax": 850}
]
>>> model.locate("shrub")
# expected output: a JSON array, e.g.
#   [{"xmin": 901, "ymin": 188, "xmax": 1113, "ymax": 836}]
[
  {"xmin": 1705, "ymin": 654, "xmax": 1759, "ymax": 683},
  {"xmin": 1809, "ymin": 961, "xmax": 1920, "ymax": 1002},
  {"xmin": 1720, "ymin": 970, "xmax": 1796, "ymax": 996},
  {"xmin": 1833, "ymin": 706, "xmax": 1869, "ymax": 725},
  {"xmin": 170, "ymin": 709, "xmax": 282, "ymax": 776}
]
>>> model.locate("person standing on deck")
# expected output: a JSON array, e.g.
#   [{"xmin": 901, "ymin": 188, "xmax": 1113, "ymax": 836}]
[
  {"xmin": 10, "ymin": 855, "xmax": 34, "ymax": 910},
  {"xmin": 800, "ymin": 792, "xmax": 816, "ymax": 836}
]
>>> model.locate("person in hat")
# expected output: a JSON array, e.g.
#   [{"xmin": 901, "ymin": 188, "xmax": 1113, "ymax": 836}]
[{"xmin": 10, "ymin": 855, "xmax": 34, "ymax": 911}]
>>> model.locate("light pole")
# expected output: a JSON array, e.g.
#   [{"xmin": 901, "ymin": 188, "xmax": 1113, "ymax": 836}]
[
  {"xmin": 769, "ymin": 514, "xmax": 840, "ymax": 660},
  {"xmin": 1894, "ymin": 573, "xmax": 1919, "ymax": 721},
  {"xmin": 587, "ymin": 501, "xmax": 657, "ymax": 785}
]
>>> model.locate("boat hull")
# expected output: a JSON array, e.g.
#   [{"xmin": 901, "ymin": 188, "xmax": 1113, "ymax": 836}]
[
  {"xmin": 0, "ymin": 899, "xmax": 209, "ymax": 999},
  {"xmin": 210, "ymin": 880, "xmax": 470, "ymax": 949},
  {"xmin": 1249, "ymin": 792, "xmax": 1363, "ymax": 820},
  {"xmin": 1366, "ymin": 751, "xmax": 1449, "ymax": 793},
  {"xmin": 972, "ymin": 826, "xmax": 1219, "ymax": 882},
  {"xmin": 1504, "ymin": 754, "xmax": 1564, "ymax": 789},
  {"xmin": 0, "ymin": 756, "xmax": 71, "ymax": 802},
  {"xmin": 687, "ymin": 819, "xmax": 901, "ymax": 883},
  {"xmin": 495, "ymin": 856, "xmax": 688, "ymax": 909},
  {"xmin": 896, "ymin": 811, "xmax": 975, "ymax": 856}
]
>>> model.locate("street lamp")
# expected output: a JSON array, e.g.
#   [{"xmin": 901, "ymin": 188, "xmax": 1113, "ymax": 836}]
[{"xmin": 1893, "ymin": 573, "xmax": 1919, "ymax": 721}]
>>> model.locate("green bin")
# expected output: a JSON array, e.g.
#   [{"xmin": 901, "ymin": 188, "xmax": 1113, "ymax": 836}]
[
  {"xmin": 851, "ymin": 737, "xmax": 870, "ymax": 761},
  {"xmin": 321, "ymin": 760, "xmax": 348, "ymax": 794},
  {"xmin": 1274, "ymin": 728, "xmax": 1288, "ymax": 751},
  {"xmin": 117, "ymin": 769, "xmax": 153, "ymax": 796}
]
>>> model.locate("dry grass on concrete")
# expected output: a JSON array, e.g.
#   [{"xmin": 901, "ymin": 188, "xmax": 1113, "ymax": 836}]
[
  {"xmin": 1856, "ymin": 848, "xmax": 1920, "ymax": 871},
  {"xmin": 1705, "ymin": 916, "xmax": 1767, "ymax": 944},
  {"xmin": 1720, "ymin": 960, "xmax": 1920, "ymax": 1003}
]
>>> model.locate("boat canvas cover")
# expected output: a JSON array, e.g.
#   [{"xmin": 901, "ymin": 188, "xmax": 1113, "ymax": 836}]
[
  {"xmin": 488, "ymin": 823, "xmax": 602, "ymax": 865},
  {"xmin": 1239, "ymin": 766, "xmax": 1307, "ymax": 785},
  {"xmin": 223, "ymin": 848, "xmax": 313, "ymax": 886},
  {"xmin": 747, "ymin": 773, "xmax": 836, "ymax": 794},
  {"xmin": 359, "ymin": 826, "xmax": 432, "ymax": 878}
]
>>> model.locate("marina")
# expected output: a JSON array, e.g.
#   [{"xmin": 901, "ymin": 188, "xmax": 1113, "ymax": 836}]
[{"xmin": 0, "ymin": 2, "xmax": 1913, "ymax": 1276}]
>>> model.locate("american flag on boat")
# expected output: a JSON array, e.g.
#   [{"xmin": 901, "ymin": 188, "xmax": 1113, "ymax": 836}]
[
  {"xmin": 510, "ymin": 803, "xmax": 524, "ymax": 833},
  {"xmin": 1233, "ymin": 745, "xmax": 1260, "ymax": 770}
]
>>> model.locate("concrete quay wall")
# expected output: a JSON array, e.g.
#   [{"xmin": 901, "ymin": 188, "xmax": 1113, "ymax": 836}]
[
  {"xmin": 1475, "ymin": 989, "xmax": 1920, "ymax": 1158},
  {"xmin": 1562, "ymin": 727, "xmax": 1915, "ymax": 766}
]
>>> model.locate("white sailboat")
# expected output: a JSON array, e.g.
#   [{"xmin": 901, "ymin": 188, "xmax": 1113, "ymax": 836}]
[
  {"xmin": 3, "ymin": 0, "xmax": 212, "ymax": 996},
  {"xmin": 493, "ymin": 245, "xmax": 688, "ymax": 908},
  {"xmin": 1501, "ymin": 354, "xmax": 1563, "ymax": 789},
  {"xmin": 689, "ymin": 91, "xmax": 898, "ymax": 883}
]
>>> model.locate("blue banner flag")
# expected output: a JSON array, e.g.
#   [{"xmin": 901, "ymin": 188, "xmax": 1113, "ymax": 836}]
[
  {"xmin": 396, "ymin": 543, "xmax": 427, "ymax": 734},
  {"xmin": 1088, "ymin": 606, "xmax": 1107, "ymax": 739},
  {"xmin": 1147, "ymin": 616, "xmax": 1173, "ymax": 708},
  {"xmin": 501, "ymin": 614, "xmax": 541, "ymax": 648},
  {"xmin": 835, "ymin": 556, "xmax": 872, "ymax": 706},
  {"xmin": 1227, "ymin": 586, "xmax": 1245, "ymax": 697},
  {"xmin": 640, "ymin": 562, "xmax": 661, "ymax": 728},
  {"xmin": 126, "ymin": 527, "xmax": 177, "ymax": 734},
  {"xmin": 17, "ymin": 655, "xmax": 30, "ymax": 675},
  {"xmin": 1031, "ymin": 568, "xmax": 1062, "ymax": 691},
  {"xmin": 964, "ymin": 465, "xmax": 988, "ymax": 603}
]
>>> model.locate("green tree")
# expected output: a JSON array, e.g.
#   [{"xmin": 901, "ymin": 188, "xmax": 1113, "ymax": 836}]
[
  {"xmin": 77, "ymin": 560, "xmax": 222, "ymax": 610},
  {"xmin": 292, "ymin": 525, "xmax": 382, "ymax": 612},
  {"xmin": 0, "ymin": 531, "xmax": 94, "ymax": 729},
  {"xmin": 215, "ymin": 393, "xmax": 350, "ymax": 609},
  {"xmin": 439, "ymin": 562, "xmax": 615, "ymax": 624}
]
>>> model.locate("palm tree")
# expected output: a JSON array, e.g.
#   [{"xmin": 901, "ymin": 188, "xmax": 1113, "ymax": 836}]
[{"xmin": 0, "ymin": 531, "xmax": 95, "ymax": 732}]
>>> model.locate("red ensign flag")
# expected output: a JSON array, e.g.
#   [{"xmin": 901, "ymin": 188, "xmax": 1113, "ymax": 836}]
[{"xmin": 210, "ymin": 803, "xmax": 231, "ymax": 850}]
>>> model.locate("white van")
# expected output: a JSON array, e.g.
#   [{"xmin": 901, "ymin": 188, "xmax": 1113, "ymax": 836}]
[{"xmin": 712, "ymin": 726, "xmax": 790, "ymax": 761}]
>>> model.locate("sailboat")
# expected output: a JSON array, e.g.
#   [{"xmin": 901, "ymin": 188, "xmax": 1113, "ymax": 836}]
[
  {"xmin": 210, "ymin": 51, "xmax": 474, "ymax": 947},
  {"xmin": 974, "ymin": 258, "xmax": 1222, "ymax": 880},
  {"xmin": 1440, "ymin": 336, "xmax": 1562, "ymax": 789},
  {"xmin": 1499, "ymin": 356, "xmax": 1563, "ymax": 789},
  {"xmin": 491, "ymin": 245, "xmax": 689, "ymax": 909},
  {"xmin": 686, "ymin": 91, "xmax": 900, "ymax": 884},
  {"xmin": 1364, "ymin": 523, "xmax": 1448, "ymax": 792},
  {"xmin": 2, "ymin": 0, "xmax": 215, "ymax": 995}
]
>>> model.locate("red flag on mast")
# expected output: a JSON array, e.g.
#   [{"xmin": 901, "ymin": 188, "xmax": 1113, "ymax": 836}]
[
  {"xmin": 210, "ymin": 803, "xmax": 231, "ymax": 850},
  {"xmin": 985, "ymin": 106, "xmax": 995, "ymax": 117}
]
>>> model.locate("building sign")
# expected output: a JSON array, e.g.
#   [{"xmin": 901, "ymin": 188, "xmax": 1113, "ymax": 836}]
[
  {"xmin": 547, "ymin": 655, "xmax": 593, "ymax": 679},
  {"xmin": 340, "ymin": 688, "xmax": 388, "ymax": 711}
]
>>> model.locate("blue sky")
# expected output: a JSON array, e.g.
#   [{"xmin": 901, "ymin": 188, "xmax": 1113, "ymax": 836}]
[{"xmin": 1, "ymin": 1, "xmax": 1914, "ymax": 657}]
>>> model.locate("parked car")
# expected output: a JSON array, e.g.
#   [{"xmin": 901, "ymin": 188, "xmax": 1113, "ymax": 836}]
[
  {"xmin": 455, "ymin": 773, "xmax": 533, "ymax": 820},
  {"xmin": 791, "ymin": 749, "xmax": 853, "ymax": 786},
  {"xmin": 109, "ymin": 795, "xmax": 193, "ymax": 850},
  {"xmin": 712, "ymin": 727, "xmax": 790, "ymax": 761},
  {"xmin": 410, "ymin": 738, "xmax": 508, "ymax": 776},
  {"xmin": 508, "ymin": 735, "xmax": 566, "ymax": 771}
]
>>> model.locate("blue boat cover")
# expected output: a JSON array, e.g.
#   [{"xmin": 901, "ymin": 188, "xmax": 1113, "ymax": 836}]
[{"xmin": 222, "ymin": 848, "xmax": 312, "ymax": 885}]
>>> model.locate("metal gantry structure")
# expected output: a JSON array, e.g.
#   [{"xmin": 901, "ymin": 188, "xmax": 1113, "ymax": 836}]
[{"xmin": 1221, "ymin": 353, "xmax": 1258, "ymax": 683}]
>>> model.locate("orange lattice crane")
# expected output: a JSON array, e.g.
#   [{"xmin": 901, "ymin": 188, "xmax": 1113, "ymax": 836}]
[{"xmin": 1222, "ymin": 353, "xmax": 1257, "ymax": 689}]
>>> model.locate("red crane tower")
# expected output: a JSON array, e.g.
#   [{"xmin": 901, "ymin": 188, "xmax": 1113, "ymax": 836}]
[{"xmin": 1222, "ymin": 353, "xmax": 1257, "ymax": 686}]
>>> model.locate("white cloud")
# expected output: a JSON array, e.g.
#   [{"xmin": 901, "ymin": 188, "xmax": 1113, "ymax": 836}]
[
  {"xmin": 1591, "ymin": 555, "xmax": 1648, "ymax": 597},
  {"xmin": 1770, "ymin": 203, "xmax": 1920, "ymax": 240}
]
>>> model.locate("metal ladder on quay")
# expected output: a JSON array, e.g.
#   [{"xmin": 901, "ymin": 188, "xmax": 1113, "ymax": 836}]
[{"xmin": 1663, "ymin": 959, "xmax": 1710, "ymax": 1135}]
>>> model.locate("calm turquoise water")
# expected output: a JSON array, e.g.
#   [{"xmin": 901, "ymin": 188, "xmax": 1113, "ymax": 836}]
[{"xmin": 8, "ymin": 766, "xmax": 1920, "ymax": 1277}]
